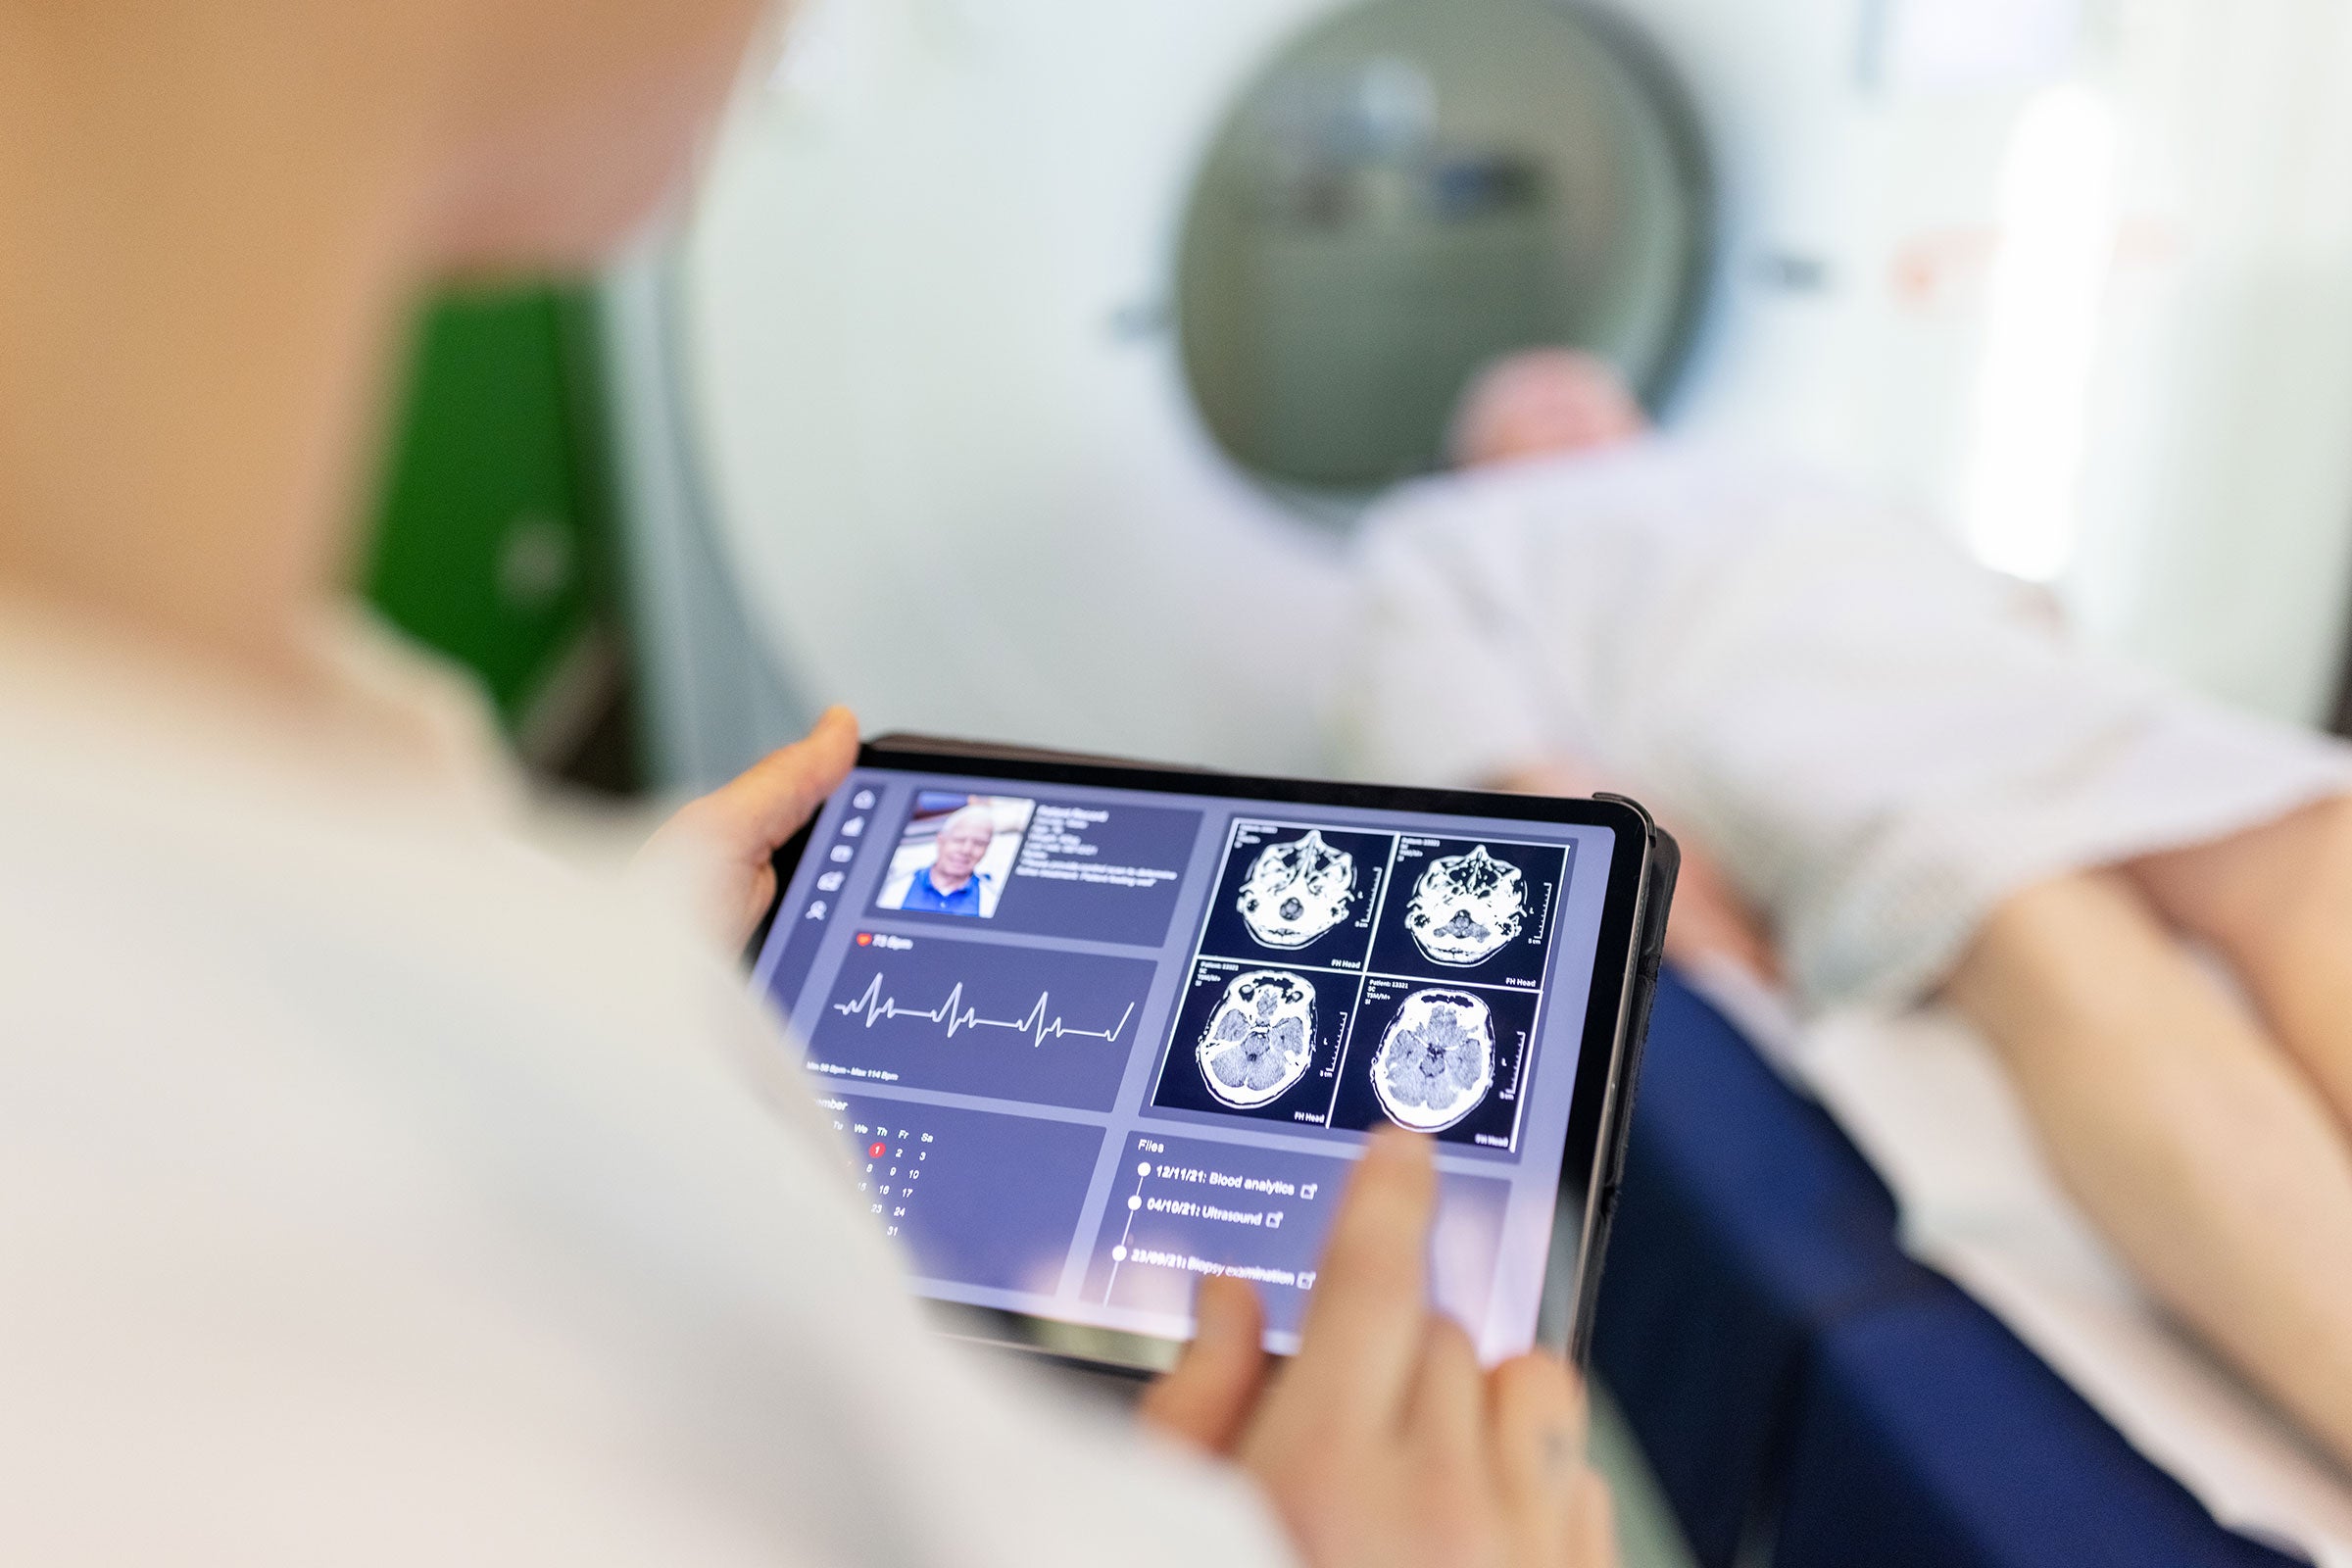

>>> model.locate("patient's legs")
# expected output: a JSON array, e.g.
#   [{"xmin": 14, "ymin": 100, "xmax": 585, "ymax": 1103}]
[
  {"xmin": 1946, "ymin": 870, "xmax": 2352, "ymax": 1469},
  {"xmin": 2131, "ymin": 795, "xmax": 2352, "ymax": 1141}
]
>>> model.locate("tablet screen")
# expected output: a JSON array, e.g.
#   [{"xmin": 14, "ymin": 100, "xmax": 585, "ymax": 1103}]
[{"xmin": 749, "ymin": 756, "xmax": 1632, "ymax": 1363}]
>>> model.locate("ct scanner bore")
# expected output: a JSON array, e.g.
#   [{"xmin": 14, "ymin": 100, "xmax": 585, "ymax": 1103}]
[
  {"xmin": 664, "ymin": 0, "xmax": 1716, "ymax": 776},
  {"xmin": 1180, "ymin": 0, "xmax": 1711, "ymax": 493}
]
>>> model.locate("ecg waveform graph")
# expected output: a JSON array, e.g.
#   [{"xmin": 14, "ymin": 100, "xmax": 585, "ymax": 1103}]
[{"xmin": 833, "ymin": 973, "xmax": 1137, "ymax": 1049}]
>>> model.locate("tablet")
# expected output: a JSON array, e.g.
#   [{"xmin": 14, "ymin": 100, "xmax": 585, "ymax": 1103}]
[{"xmin": 748, "ymin": 736, "xmax": 1674, "ymax": 1373}]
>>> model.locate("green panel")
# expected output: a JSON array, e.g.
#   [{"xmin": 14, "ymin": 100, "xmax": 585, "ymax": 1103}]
[{"xmin": 363, "ymin": 286, "xmax": 609, "ymax": 731}]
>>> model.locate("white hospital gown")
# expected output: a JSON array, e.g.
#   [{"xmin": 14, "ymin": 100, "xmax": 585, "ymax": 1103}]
[
  {"xmin": 1339, "ymin": 440, "xmax": 2352, "ymax": 1008},
  {"xmin": 0, "ymin": 603, "xmax": 1291, "ymax": 1567}
]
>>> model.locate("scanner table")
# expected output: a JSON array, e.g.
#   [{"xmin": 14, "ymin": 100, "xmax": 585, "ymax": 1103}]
[{"xmin": 1591, "ymin": 972, "xmax": 2302, "ymax": 1568}]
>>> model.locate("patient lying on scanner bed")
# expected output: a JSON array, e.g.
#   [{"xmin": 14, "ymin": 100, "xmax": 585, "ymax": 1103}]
[{"xmin": 1341, "ymin": 349, "xmax": 2352, "ymax": 1473}]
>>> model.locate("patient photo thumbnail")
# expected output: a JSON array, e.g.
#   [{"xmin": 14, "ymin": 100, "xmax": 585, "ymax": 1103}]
[{"xmin": 875, "ymin": 792, "xmax": 1037, "ymax": 920}]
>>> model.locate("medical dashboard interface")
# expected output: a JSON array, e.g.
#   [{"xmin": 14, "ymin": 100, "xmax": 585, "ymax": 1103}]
[{"xmin": 750, "ymin": 766, "xmax": 1622, "ymax": 1359}]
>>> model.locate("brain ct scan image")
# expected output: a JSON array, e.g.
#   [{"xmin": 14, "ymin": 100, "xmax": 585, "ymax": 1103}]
[
  {"xmin": 1404, "ymin": 845, "xmax": 1528, "ymax": 966},
  {"xmin": 1330, "ymin": 975, "xmax": 1536, "ymax": 1148},
  {"xmin": 1198, "ymin": 969, "xmax": 1320, "ymax": 1108},
  {"xmin": 1237, "ymin": 829, "xmax": 1357, "ymax": 949},
  {"xmin": 1199, "ymin": 821, "xmax": 1392, "ymax": 971},
  {"xmin": 1372, "ymin": 988, "xmax": 1496, "ymax": 1132}
]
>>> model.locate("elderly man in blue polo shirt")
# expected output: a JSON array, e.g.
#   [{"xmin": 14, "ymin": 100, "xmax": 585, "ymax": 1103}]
[{"xmin": 900, "ymin": 804, "xmax": 999, "ymax": 915}]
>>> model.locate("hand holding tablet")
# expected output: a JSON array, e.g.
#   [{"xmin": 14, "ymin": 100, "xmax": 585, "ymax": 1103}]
[{"xmin": 1145, "ymin": 1129, "xmax": 1619, "ymax": 1568}]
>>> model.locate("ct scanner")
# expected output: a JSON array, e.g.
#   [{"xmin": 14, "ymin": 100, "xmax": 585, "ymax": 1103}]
[
  {"xmin": 611, "ymin": 0, "xmax": 2022, "ymax": 784},
  {"xmin": 605, "ymin": 0, "xmax": 2352, "ymax": 790},
  {"xmin": 595, "ymin": 5, "xmax": 2352, "ymax": 1553}
]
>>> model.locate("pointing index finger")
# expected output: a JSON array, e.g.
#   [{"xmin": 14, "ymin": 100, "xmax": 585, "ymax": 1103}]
[{"xmin": 1278, "ymin": 1128, "xmax": 1439, "ymax": 1431}]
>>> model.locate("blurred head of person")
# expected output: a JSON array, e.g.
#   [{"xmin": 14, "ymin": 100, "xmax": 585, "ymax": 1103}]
[
  {"xmin": 0, "ymin": 0, "xmax": 789, "ymax": 680},
  {"xmin": 929, "ymin": 807, "xmax": 996, "ymax": 892},
  {"xmin": 20, "ymin": 0, "xmax": 779, "ymax": 272},
  {"xmin": 407, "ymin": 0, "xmax": 781, "ymax": 271},
  {"xmin": 1445, "ymin": 349, "xmax": 1651, "ymax": 470}
]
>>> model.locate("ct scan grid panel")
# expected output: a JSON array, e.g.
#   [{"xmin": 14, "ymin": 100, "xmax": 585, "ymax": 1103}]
[{"xmin": 1150, "ymin": 817, "xmax": 1572, "ymax": 1153}]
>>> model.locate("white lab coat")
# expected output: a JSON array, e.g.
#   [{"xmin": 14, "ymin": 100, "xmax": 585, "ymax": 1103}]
[
  {"xmin": 1339, "ymin": 440, "xmax": 2352, "ymax": 1008},
  {"xmin": 0, "ymin": 603, "xmax": 1290, "ymax": 1567}
]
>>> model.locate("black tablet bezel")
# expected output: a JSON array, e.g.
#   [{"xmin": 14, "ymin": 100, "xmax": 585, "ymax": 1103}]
[{"xmin": 747, "ymin": 739, "xmax": 1661, "ymax": 1373}]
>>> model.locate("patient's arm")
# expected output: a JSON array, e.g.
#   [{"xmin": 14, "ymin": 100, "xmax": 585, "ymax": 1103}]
[
  {"xmin": 1946, "ymin": 870, "xmax": 2352, "ymax": 1469},
  {"xmin": 1494, "ymin": 761, "xmax": 1779, "ymax": 985}
]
